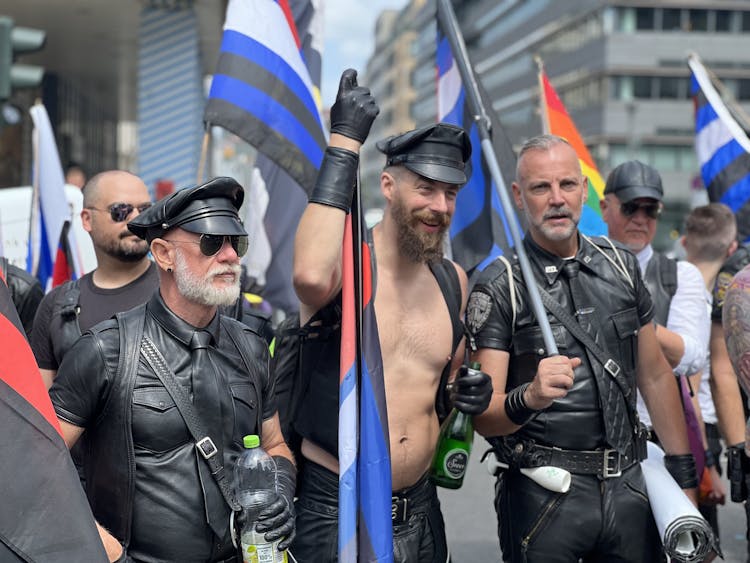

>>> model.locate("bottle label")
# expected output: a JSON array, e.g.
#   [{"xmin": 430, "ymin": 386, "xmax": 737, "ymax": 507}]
[{"xmin": 442, "ymin": 448, "xmax": 469, "ymax": 479}]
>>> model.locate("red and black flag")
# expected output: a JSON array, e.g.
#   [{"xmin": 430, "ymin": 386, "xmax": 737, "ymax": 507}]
[
  {"xmin": 51, "ymin": 220, "xmax": 75, "ymax": 288},
  {"xmin": 0, "ymin": 280, "xmax": 106, "ymax": 561}
]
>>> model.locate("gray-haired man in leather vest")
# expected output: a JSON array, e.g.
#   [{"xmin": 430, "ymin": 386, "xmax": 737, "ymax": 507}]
[
  {"xmin": 467, "ymin": 135, "xmax": 697, "ymax": 562},
  {"xmin": 50, "ymin": 178, "xmax": 295, "ymax": 562}
]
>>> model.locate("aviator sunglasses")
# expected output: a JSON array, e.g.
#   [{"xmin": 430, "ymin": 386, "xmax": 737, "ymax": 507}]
[
  {"xmin": 166, "ymin": 234, "xmax": 249, "ymax": 258},
  {"xmin": 87, "ymin": 202, "xmax": 152, "ymax": 222},
  {"xmin": 620, "ymin": 201, "xmax": 662, "ymax": 219}
]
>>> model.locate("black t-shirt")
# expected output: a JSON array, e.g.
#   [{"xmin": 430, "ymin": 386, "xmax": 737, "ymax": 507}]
[{"xmin": 30, "ymin": 262, "xmax": 159, "ymax": 370}]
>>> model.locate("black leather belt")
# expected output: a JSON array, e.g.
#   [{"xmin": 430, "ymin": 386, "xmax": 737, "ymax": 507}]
[
  {"xmin": 501, "ymin": 440, "xmax": 642, "ymax": 479},
  {"xmin": 391, "ymin": 473, "xmax": 433, "ymax": 524}
]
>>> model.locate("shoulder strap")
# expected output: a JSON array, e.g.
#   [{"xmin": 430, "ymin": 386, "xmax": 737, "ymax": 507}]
[
  {"xmin": 139, "ymin": 336, "xmax": 240, "ymax": 512},
  {"xmin": 56, "ymin": 279, "xmax": 81, "ymax": 320},
  {"xmin": 497, "ymin": 255, "xmax": 517, "ymax": 330},
  {"xmin": 659, "ymin": 254, "xmax": 678, "ymax": 299},
  {"xmin": 429, "ymin": 259, "xmax": 463, "ymax": 355},
  {"xmin": 0, "ymin": 257, "xmax": 6, "ymax": 284}
]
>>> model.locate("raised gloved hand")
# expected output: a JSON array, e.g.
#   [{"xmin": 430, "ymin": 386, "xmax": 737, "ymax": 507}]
[
  {"xmin": 451, "ymin": 364, "xmax": 492, "ymax": 415},
  {"xmin": 330, "ymin": 68, "xmax": 379, "ymax": 143},
  {"xmin": 255, "ymin": 456, "xmax": 296, "ymax": 551}
]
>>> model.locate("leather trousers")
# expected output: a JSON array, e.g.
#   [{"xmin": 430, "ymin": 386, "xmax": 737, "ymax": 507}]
[
  {"xmin": 290, "ymin": 461, "xmax": 450, "ymax": 562},
  {"xmin": 495, "ymin": 464, "xmax": 662, "ymax": 563}
]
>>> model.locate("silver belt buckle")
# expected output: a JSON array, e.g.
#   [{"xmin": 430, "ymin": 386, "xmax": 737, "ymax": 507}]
[
  {"xmin": 391, "ymin": 496, "xmax": 408, "ymax": 523},
  {"xmin": 602, "ymin": 449, "xmax": 622, "ymax": 478},
  {"xmin": 196, "ymin": 436, "xmax": 218, "ymax": 459}
]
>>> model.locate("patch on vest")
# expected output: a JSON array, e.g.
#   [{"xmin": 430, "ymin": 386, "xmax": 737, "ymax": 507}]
[
  {"xmin": 715, "ymin": 271, "xmax": 734, "ymax": 310},
  {"xmin": 467, "ymin": 291, "xmax": 492, "ymax": 334}
]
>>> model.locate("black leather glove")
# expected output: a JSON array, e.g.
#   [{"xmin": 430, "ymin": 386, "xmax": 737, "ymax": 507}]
[
  {"xmin": 255, "ymin": 456, "xmax": 296, "ymax": 551},
  {"xmin": 451, "ymin": 365, "xmax": 492, "ymax": 415},
  {"xmin": 329, "ymin": 68, "xmax": 379, "ymax": 143}
]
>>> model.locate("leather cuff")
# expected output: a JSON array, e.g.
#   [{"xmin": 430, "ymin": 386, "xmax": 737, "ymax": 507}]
[
  {"xmin": 273, "ymin": 455, "xmax": 296, "ymax": 503},
  {"xmin": 309, "ymin": 147, "xmax": 359, "ymax": 212},
  {"xmin": 704, "ymin": 448, "xmax": 717, "ymax": 468},
  {"xmin": 504, "ymin": 382, "xmax": 538, "ymax": 426},
  {"xmin": 664, "ymin": 453, "xmax": 699, "ymax": 489}
]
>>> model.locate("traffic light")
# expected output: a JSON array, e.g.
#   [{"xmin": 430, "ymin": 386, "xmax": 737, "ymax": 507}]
[{"xmin": 0, "ymin": 16, "xmax": 46, "ymax": 102}]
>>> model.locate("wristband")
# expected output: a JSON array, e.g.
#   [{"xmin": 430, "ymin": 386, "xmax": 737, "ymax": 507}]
[
  {"xmin": 504, "ymin": 382, "xmax": 538, "ymax": 426},
  {"xmin": 309, "ymin": 147, "xmax": 359, "ymax": 212},
  {"xmin": 704, "ymin": 448, "xmax": 717, "ymax": 468},
  {"xmin": 664, "ymin": 453, "xmax": 699, "ymax": 489}
]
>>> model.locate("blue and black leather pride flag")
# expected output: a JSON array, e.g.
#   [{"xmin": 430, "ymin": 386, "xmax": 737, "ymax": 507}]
[
  {"xmin": 204, "ymin": 0, "xmax": 327, "ymax": 191},
  {"xmin": 436, "ymin": 30, "xmax": 521, "ymax": 274},
  {"xmin": 689, "ymin": 52, "xmax": 750, "ymax": 242},
  {"xmin": 339, "ymin": 209, "xmax": 393, "ymax": 562}
]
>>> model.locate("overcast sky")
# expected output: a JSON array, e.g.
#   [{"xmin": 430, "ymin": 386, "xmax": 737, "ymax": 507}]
[{"xmin": 321, "ymin": 0, "xmax": 408, "ymax": 107}]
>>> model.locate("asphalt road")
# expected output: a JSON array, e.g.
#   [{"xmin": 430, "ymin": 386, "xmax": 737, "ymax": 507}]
[{"xmin": 439, "ymin": 438, "xmax": 749, "ymax": 562}]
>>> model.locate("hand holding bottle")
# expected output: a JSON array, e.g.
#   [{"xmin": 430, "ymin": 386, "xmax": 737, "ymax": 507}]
[{"xmin": 451, "ymin": 364, "xmax": 493, "ymax": 415}]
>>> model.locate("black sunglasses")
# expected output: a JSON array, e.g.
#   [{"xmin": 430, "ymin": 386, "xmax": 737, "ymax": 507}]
[
  {"xmin": 167, "ymin": 234, "xmax": 249, "ymax": 258},
  {"xmin": 620, "ymin": 201, "xmax": 662, "ymax": 219},
  {"xmin": 88, "ymin": 202, "xmax": 152, "ymax": 222}
]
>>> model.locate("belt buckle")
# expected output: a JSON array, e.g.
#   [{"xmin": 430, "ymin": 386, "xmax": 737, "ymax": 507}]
[
  {"xmin": 196, "ymin": 436, "xmax": 218, "ymax": 460},
  {"xmin": 604, "ymin": 359, "xmax": 621, "ymax": 378},
  {"xmin": 602, "ymin": 448, "xmax": 621, "ymax": 478},
  {"xmin": 391, "ymin": 496, "xmax": 408, "ymax": 524}
]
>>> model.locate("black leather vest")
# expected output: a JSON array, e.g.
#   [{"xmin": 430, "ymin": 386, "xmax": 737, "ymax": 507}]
[
  {"xmin": 472, "ymin": 236, "xmax": 648, "ymax": 451},
  {"xmin": 643, "ymin": 251, "xmax": 677, "ymax": 326},
  {"xmin": 81, "ymin": 304, "xmax": 268, "ymax": 548}
]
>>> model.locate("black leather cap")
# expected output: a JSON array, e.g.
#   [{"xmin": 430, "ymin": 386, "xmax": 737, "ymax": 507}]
[
  {"xmin": 376, "ymin": 123, "xmax": 472, "ymax": 185},
  {"xmin": 604, "ymin": 160, "xmax": 663, "ymax": 202},
  {"xmin": 128, "ymin": 177, "xmax": 246, "ymax": 241}
]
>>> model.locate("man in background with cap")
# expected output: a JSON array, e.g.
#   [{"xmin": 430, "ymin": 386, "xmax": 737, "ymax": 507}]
[
  {"xmin": 290, "ymin": 69, "xmax": 492, "ymax": 562},
  {"xmin": 50, "ymin": 177, "xmax": 295, "ymax": 562},
  {"xmin": 468, "ymin": 136, "xmax": 696, "ymax": 562}
]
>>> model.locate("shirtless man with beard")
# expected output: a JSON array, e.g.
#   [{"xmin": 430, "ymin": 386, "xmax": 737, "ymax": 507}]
[{"xmin": 289, "ymin": 69, "xmax": 493, "ymax": 562}]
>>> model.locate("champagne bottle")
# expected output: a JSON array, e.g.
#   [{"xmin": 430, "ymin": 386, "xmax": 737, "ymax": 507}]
[{"xmin": 430, "ymin": 362, "xmax": 479, "ymax": 489}]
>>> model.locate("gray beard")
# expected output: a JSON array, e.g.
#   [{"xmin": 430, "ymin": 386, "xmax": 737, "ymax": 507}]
[{"xmin": 173, "ymin": 250, "xmax": 241, "ymax": 307}]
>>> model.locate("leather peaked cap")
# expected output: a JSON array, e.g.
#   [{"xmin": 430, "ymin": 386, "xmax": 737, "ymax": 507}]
[
  {"xmin": 376, "ymin": 123, "xmax": 472, "ymax": 185},
  {"xmin": 128, "ymin": 177, "xmax": 247, "ymax": 241},
  {"xmin": 604, "ymin": 160, "xmax": 663, "ymax": 203}
]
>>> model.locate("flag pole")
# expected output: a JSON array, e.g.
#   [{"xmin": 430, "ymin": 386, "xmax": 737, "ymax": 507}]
[
  {"xmin": 196, "ymin": 127, "xmax": 210, "ymax": 184},
  {"xmin": 436, "ymin": 0, "xmax": 558, "ymax": 355},
  {"xmin": 536, "ymin": 56, "xmax": 551, "ymax": 135}
]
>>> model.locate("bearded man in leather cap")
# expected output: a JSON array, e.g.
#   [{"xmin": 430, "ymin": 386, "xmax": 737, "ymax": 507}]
[{"xmin": 50, "ymin": 177, "xmax": 295, "ymax": 562}]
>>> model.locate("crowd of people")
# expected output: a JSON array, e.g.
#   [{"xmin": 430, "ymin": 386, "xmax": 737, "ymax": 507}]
[{"xmin": 3, "ymin": 68, "xmax": 750, "ymax": 562}]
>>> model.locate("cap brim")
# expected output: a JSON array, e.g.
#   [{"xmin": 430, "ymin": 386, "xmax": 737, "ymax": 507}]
[
  {"xmin": 613, "ymin": 185, "xmax": 663, "ymax": 203},
  {"xmin": 404, "ymin": 162, "xmax": 466, "ymax": 185},
  {"xmin": 179, "ymin": 215, "xmax": 247, "ymax": 236}
]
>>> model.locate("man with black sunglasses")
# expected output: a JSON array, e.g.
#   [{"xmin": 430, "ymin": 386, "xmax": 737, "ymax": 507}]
[
  {"xmin": 49, "ymin": 177, "xmax": 295, "ymax": 562},
  {"xmin": 600, "ymin": 160, "xmax": 708, "ymax": 450},
  {"xmin": 30, "ymin": 170, "xmax": 159, "ymax": 389}
]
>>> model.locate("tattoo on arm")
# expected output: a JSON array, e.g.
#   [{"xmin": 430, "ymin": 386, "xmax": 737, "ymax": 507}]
[{"xmin": 723, "ymin": 266, "xmax": 750, "ymax": 396}]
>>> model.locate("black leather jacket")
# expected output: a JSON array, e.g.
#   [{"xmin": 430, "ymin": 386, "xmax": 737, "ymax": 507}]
[
  {"xmin": 51, "ymin": 293, "xmax": 273, "ymax": 559},
  {"xmin": 468, "ymin": 235, "xmax": 654, "ymax": 451}
]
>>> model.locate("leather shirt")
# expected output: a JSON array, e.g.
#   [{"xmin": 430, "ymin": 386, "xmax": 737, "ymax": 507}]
[
  {"xmin": 467, "ymin": 235, "xmax": 654, "ymax": 451},
  {"xmin": 643, "ymin": 251, "xmax": 676, "ymax": 326},
  {"xmin": 1, "ymin": 258, "xmax": 43, "ymax": 337},
  {"xmin": 50, "ymin": 292, "xmax": 274, "ymax": 561}
]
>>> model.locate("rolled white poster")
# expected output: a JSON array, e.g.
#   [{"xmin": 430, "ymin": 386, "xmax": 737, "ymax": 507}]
[{"xmin": 641, "ymin": 441, "xmax": 720, "ymax": 562}]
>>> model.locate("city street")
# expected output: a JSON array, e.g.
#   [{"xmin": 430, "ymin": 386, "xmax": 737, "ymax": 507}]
[{"xmin": 439, "ymin": 438, "xmax": 748, "ymax": 562}]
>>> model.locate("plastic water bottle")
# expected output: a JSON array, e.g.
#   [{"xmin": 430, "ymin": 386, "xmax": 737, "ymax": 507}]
[
  {"xmin": 235, "ymin": 435, "xmax": 288, "ymax": 563},
  {"xmin": 430, "ymin": 362, "xmax": 478, "ymax": 489}
]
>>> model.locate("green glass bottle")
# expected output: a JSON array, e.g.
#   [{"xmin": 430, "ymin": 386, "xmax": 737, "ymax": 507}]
[{"xmin": 430, "ymin": 362, "xmax": 479, "ymax": 489}]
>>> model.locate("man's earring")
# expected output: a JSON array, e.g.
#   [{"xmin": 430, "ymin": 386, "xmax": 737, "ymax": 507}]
[{"xmin": 167, "ymin": 267, "xmax": 173, "ymax": 273}]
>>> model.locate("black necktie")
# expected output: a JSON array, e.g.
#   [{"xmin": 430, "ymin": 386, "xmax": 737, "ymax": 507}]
[
  {"xmin": 561, "ymin": 261, "xmax": 630, "ymax": 452},
  {"xmin": 190, "ymin": 330, "xmax": 226, "ymax": 538}
]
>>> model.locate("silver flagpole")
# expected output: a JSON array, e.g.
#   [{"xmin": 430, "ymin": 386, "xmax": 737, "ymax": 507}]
[{"xmin": 436, "ymin": 0, "xmax": 558, "ymax": 354}]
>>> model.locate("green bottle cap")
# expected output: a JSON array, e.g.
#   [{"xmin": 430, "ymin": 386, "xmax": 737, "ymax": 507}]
[{"xmin": 243, "ymin": 435, "xmax": 260, "ymax": 449}]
